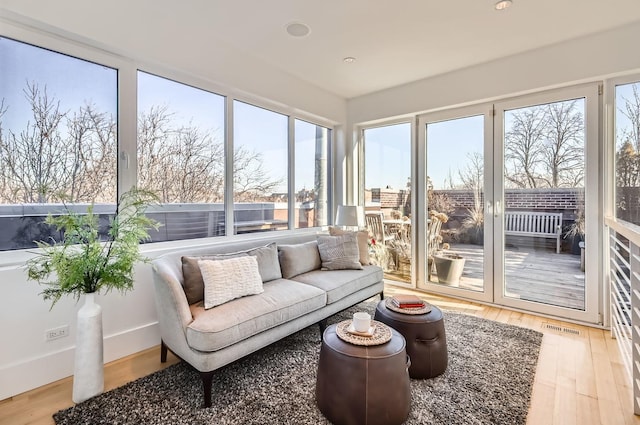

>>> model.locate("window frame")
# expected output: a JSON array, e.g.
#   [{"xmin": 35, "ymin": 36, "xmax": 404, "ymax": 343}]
[
  {"xmin": 0, "ymin": 34, "xmax": 124, "ymax": 253},
  {"xmin": 357, "ymin": 118, "xmax": 415, "ymax": 288}
]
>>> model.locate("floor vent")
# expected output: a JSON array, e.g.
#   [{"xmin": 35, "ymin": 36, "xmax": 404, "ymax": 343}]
[{"xmin": 541, "ymin": 323, "xmax": 582, "ymax": 336}]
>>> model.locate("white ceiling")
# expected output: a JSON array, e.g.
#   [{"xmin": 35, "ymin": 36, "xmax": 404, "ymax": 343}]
[{"xmin": 2, "ymin": 0, "xmax": 640, "ymax": 99}]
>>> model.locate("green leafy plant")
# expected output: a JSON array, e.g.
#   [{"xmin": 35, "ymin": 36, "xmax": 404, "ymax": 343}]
[{"xmin": 26, "ymin": 187, "xmax": 160, "ymax": 308}]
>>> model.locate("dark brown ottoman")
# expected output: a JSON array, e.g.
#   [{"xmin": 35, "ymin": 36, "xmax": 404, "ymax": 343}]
[
  {"xmin": 315, "ymin": 324, "xmax": 411, "ymax": 425},
  {"xmin": 374, "ymin": 299, "xmax": 448, "ymax": 379}
]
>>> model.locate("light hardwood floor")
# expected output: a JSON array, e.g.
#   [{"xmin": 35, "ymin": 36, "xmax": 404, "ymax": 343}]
[{"xmin": 1, "ymin": 286, "xmax": 637, "ymax": 425}]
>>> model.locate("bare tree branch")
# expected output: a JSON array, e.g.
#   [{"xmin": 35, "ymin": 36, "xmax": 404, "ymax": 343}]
[
  {"xmin": 540, "ymin": 100, "xmax": 584, "ymax": 188},
  {"xmin": 505, "ymin": 108, "xmax": 546, "ymax": 188}
]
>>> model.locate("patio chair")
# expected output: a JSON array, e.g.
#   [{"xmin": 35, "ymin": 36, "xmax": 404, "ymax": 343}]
[
  {"xmin": 365, "ymin": 212, "xmax": 395, "ymax": 245},
  {"xmin": 366, "ymin": 212, "xmax": 397, "ymax": 270}
]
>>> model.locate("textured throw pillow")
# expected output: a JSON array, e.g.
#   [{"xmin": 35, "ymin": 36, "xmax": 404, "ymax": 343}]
[
  {"xmin": 181, "ymin": 243, "xmax": 281, "ymax": 305},
  {"xmin": 329, "ymin": 226, "xmax": 370, "ymax": 266},
  {"xmin": 278, "ymin": 241, "xmax": 322, "ymax": 279},
  {"xmin": 198, "ymin": 256, "xmax": 264, "ymax": 309},
  {"xmin": 316, "ymin": 233, "xmax": 363, "ymax": 271}
]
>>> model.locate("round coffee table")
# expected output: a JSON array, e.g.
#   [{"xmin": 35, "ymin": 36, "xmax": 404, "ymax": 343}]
[
  {"xmin": 315, "ymin": 323, "xmax": 411, "ymax": 425},
  {"xmin": 374, "ymin": 299, "xmax": 448, "ymax": 379}
]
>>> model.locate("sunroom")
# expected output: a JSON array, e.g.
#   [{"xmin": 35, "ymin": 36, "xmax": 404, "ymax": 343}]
[{"xmin": 1, "ymin": 1, "xmax": 640, "ymax": 423}]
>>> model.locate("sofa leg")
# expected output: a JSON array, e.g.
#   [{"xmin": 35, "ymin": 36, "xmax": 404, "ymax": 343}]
[
  {"xmin": 318, "ymin": 318, "xmax": 328, "ymax": 341},
  {"xmin": 200, "ymin": 371, "xmax": 214, "ymax": 408},
  {"xmin": 380, "ymin": 290, "xmax": 385, "ymax": 300},
  {"xmin": 161, "ymin": 340, "xmax": 168, "ymax": 363}
]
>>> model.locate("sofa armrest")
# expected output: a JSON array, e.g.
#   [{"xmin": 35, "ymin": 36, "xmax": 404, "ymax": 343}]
[{"xmin": 152, "ymin": 259, "xmax": 194, "ymax": 356}]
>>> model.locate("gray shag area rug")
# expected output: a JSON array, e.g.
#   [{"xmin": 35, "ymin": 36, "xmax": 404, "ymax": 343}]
[{"xmin": 54, "ymin": 302, "xmax": 542, "ymax": 425}]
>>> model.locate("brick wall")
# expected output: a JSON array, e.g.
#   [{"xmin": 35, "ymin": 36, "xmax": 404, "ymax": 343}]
[
  {"xmin": 370, "ymin": 187, "xmax": 583, "ymax": 215},
  {"xmin": 366, "ymin": 187, "xmax": 585, "ymax": 252},
  {"xmin": 436, "ymin": 188, "xmax": 584, "ymax": 216},
  {"xmin": 367, "ymin": 188, "xmax": 411, "ymax": 217}
]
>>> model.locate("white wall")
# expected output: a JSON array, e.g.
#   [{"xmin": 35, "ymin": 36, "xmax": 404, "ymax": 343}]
[
  {"xmin": 347, "ymin": 20, "xmax": 640, "ymax": 124},
  {"xmin": 0, "ymin": 12, "xmax": 347, "ymax": 401},
  {"xmin": 0, "ymin": 260, "xmax": 161, "ymax": 400}
]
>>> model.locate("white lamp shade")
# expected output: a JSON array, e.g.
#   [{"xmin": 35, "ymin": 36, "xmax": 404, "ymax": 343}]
[{"xmin": 335, "ymin": 205, "xmax": 365, "ymax": 227}]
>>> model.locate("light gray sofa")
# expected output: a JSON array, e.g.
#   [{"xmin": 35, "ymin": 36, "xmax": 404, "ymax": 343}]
[{"xmin": 151, "ymin": 232, "xmax": 384, "ymax": 407}]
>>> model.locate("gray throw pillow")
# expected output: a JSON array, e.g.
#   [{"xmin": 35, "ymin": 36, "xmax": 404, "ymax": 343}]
[
  {"xmin": 181, "ymin": 242, "xmax": 281, "ymax": 305},
  {"xmin": 278, "ymin": 240, "xmax": 322, "ymax": 279},
  {"xmin": 316, "ymin": 234, "xmax": 363, "ymax": 271},
  {"xmin": 329, "ymin": 226, "xmax": 371, "ymax": 265}
]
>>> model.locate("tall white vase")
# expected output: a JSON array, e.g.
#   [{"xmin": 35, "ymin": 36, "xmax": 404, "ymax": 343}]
[{"xmin": 72, "ymin": 292, "xmax": 104, "ymax": 403}]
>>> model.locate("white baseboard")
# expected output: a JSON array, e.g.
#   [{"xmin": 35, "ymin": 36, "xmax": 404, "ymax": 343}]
[{"xmin": 0, "ymin": 322, "xmax": 160, "ymax": 401}]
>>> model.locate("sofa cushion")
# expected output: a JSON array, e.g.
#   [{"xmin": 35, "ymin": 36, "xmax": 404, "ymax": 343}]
[
  {"xmin": 329, "ymin": 226, "xmax": 371, "ymax": 265},
  {"xmin": 187, "ymin": 279, "xmax": 326, "ymax": 352},
  {"xmin": 291, "ymin": 265, "xmax": 383, "ymax": 304},
  {"xmin": 199, "ymin": 256, "xmax": 264, "ymax": 309},
  {"xmin": 278, "ymin": 240, "xmax": 322, "ymax": 279},
  {"xmin": 182, "ymin": 243, "xmax": 281, "ymax": 304},
  {"xmin": 316, "ymin": 234, "xmax": 363, "ymax": 271}
]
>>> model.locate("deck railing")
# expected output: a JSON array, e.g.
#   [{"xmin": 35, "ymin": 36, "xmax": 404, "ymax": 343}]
[
  {"xmin": 0, "ymin": 202, "xmax": 314, "ymax": 251},
  {"xmin": 605, "ymin": 217, "xmax": 640, "ymax": 414}
]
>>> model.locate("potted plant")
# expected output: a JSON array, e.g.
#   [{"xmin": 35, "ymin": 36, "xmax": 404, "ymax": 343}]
[
  {"xmin": 566, "ymin": 206, "xmax": 585, "ymax": 271},
  {"xmin": 26, "ymin": 187, "xmax": 159, "ymax": 403},
  {"xmin": 433, "ymin": 244, "xmax": 465, "ymax": 286}
]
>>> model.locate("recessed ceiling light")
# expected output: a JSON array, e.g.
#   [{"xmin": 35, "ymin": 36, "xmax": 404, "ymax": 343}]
[
  {"xmin": 495, "ymin": 0, "xmax": 512, "ymax": 10},
  {"xmin": 343, "ymin": 57, "xmax": 356, "ymax": 64},
  {"xmin": 285, "ymin": 22, "xmax": 311, "ymax": 37}
]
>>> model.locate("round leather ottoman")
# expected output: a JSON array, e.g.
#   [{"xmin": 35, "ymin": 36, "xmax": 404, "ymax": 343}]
[
  {"xmin": 374, "ymin": 300, "xmax": 448, "ymax": 379},
  {"xmin": 315, "ymin": 324, "xmax": 411, "ymax": 425}
]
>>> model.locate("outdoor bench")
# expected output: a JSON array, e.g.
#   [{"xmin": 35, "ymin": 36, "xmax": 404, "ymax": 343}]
[{"xmin": 504, "ymin": 211, "xmax": 563, "ymax": 253}]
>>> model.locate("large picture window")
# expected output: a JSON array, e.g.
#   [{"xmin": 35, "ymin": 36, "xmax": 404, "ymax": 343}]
[
  {"xmin": 615, "ymin": 81, "xmax": 640, "ymax": 225},
  {"xmin": 0, "ymin": 37, "xmax": 333, "ymax": 251},
  {"xmin": 0, "ymin": 37, "xmax": 117, "ymax": 251},
  {"xmin": 294, "ymin": 119, "xmax": 330, "ymax": 228},
  {"xmin": 137, "ymin": 71, "xmax": 226, "ymax": 241},
  {"xmin": 233, "ymin": 101, "xmax": 288, "ymax": 234}
]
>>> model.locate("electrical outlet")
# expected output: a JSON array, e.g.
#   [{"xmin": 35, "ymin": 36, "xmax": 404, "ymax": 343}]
[{"xmin": 45, "ymin": 325, "xmax": 69, "ymax": 341}]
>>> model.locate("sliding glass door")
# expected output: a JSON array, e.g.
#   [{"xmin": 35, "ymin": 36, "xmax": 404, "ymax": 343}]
[
  {"xmin": 418, "ymin": 84, "xmax": 600, "ymax": 323},
  {"xmin": 494, "ymin": 85, "xmax": 599, "ymax": 322},
  {"xmin": 417, "ymin": 105, "xmax": 494, "ymax": 303}
]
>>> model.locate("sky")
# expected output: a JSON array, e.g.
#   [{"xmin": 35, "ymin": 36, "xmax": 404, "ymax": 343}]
[
  {"xmin": 364, "ymin": 123, "xmax": 412, "ymax": 190},
  {"xmin": 426, "ymin": 115, "xmax": 484, "ymax": 190},
  {"xmin": 0, "ymin": 36, "xmax": 117, "ymax": 131},
  {"xmin": 1, "ymin": 37, "xmax": 320, "ymax": 198},
  {"xmin": 1, "ymin": 35, "xmax": 638, "ymax": 201},
  {"xmin": 363, "ymin": 116, "xmax": 484, "ymax": 191},
  {"xmin": 365, "ymin": 87, "xmax": 637, "ymax": 193},
  {"xmin": 138, "ymin": 70, "xmax": 224, "ymax": 141},
  {"xmin": 139, "ymin": 73, "xmax": 323, "ymax": 194}
]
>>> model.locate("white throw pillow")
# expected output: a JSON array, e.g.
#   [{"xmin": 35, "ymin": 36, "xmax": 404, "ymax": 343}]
[{"xmin": 198, "ymin": 256, "xmax": 264, "ymax": 309}]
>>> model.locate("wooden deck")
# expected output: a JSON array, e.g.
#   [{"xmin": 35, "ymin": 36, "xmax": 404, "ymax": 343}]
[{"xmin": 384, "ymin": 243, "xmax": 585, "ymax": 310}]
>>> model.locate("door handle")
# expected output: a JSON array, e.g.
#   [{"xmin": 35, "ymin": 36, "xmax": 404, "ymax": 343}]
[
  {"xmin": 485, "ymin": 201, "xmax": 493, "ymax": 216},
  {"xmin": 494, "ymin": 200, "xmax": 501, "ymax": 218}
]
